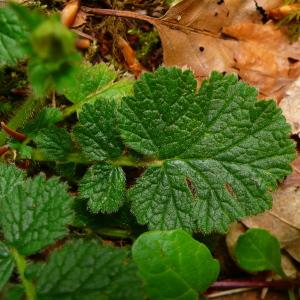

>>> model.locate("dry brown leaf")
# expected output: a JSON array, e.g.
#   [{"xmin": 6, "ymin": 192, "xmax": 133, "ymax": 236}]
[
  {"xmin": 242, "ymin": 155, "xmax": 300, "ymax": 262},
  {"xmin": 279, "ymin": 77, "xmax": 300, "ymax": 136},
  {"xmin": 154, "ymin": 0, "xmax": 300, "ymax": 100}
]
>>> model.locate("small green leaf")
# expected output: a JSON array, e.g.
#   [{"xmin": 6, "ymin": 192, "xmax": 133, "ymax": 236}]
[
  {"xmin": 0, "ymin": 241, "xmax": 15, "ymax": 290},
  {"xmin": 79, "ymin": 164, "xmax": 126, "ymax": 213},
  {"xmin": 3, "ymin": 285, "xmax": 24, "ymax": 300},
  {"xmin": 0, "ymin": 6, "xmax": 27, "ymax": 66},
  {"xmin": 132, "ymin": 229, "xmax": 220, "ymax": 300},
  {"xmin": 23, "ymin": 107, "xmax": 63, "ymax": 137},
  {"xmin": 36, "ymin": 239, "xmax": 144, "ymax": 300},
  {"xmin": 34, "ymin": 127, "xmax": 72, "ymax": 160},
  {"xmin": 235, "ymin": 228, "xmax": 285, "ymax": 276},
  {"xmin": 119, "ymin": 67, "xmax": 295, "ymax": 233},
  {"xmin": 1, "ymin": 173, "xmax": 73, "ymax": 255},
  {"xmin": 74, "ymin": 99, "xmax": 124, "ymax": 161},
  {"xmin": 64, "ymin": 63, "xmax": 133, "ymax": 106}
]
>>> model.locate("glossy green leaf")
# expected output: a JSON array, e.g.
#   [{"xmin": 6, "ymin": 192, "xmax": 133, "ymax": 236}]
[
  {"xmin": 33, "ymin": 127, "xmax": 72, "ymax": 160},
  {"xmin": 0, "ymin": 241, "xmax": 15, "ymax": 290},
  {"xmin": 74, "ymin": 99, "xmax": 124, "ymax": 161},
  {"xmin": 235, "ymin": 228, "xmax": 285, "ymax": 276},
  {"xmin": 132, "ymin": 229, "xmax": 219, "ymax": 300},
  {"xmin": 119, "ymin": 67, "xmax": 295, "ymax": 233},
  {"xmin": 1, "ymin": 174, "xmax": 73, "ymax": 255},
  {"xmin": 79, "ymin": 164, "xmax": 125, "ymax": 213},
  {"xmin": 0, "ymin": 6, "xmax": 27, "ymax": 66},
  {"xmin": 36, "ymin": 239, "xmax": 144, "ymax": 300}
]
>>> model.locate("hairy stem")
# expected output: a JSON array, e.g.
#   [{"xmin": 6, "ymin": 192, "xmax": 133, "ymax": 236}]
[
  {"xmin": 0, "ymin": 97, "xmax": 45, "ymax": 146},
  {"xmin": 30, "ymin": 149, "xmax": 164, "ymax": 167},
  {"xmin": 95, "ymin": 228, "xmax": 133, "ymax": 239},
  {"xmin": 11, "ymin": 248, "xmax": 36, "ymax": 300}
]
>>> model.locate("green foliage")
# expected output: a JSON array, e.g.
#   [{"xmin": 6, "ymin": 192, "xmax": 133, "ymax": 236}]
[
  {"xmin": 0, "ymin": 166, "xmax": 73, "ymax": 255},
  {"xmin": 0, "ymin": 6, "xmax": 27, "ymax": 66},
  {"xmin": 23, "ymin": 107, "xmax": 63, "ymax": 137},
  {"xmin": 33, "ymin": 127, "xmax": 72, "ymax": 161},
  {"xmin": 36, "ymin": 239, "xmax": 144, "ymax": 300},
  {"xmin": 132, "ymin": 229, "xmax": 220, "ymax": 300},
  {"xmin": 0, "ymin": 242, "xmax": 14, "ymax": 290},
  {"xmin": 0, "ymin": 2, "xmax": 296, "ymax": 295},
  {"xmin": 0, "ymin": 4, "xmax": 81, "ymax": 97},
  {"xmin": 234, "ymin": 228, "xmax": 285, "ymax": 277},
  {"xmin": 74, "ymin": 99, "xmax": 124, "ymax": 161},
  {"xmin": 120, "ymin": 68, "xmax": 295, "ymax": 233},
  {"xmin": 79, "ymin": 164, "xmax": 126, "ymax": 213},
  {"xmin": 63, "ymin": 63, "xmax": 133, "ymax": 115}
]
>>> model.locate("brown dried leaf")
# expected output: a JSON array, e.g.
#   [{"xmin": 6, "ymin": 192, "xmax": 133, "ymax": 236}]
[
  {"xmin": 242, "ymin": 155, "xmax": 300, "ymax": 262},
  {"xmin": 279, "ymin": 77, "xmax": 300, "ymax": 136},
  {"xmin": 154, "ymin": 0, "xmax": 300, "ymax": 100}
]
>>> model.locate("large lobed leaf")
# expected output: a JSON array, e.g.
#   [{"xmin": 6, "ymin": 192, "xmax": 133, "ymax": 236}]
[{"xmin": 119, "ymin": 67, "xmax": 295, "ymax": 233}]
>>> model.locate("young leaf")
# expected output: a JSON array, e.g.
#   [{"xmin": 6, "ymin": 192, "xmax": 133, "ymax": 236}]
[
  {"xmin": 36, "ymin": 239, "xmax": 144, "ymax": 300},
  {"xmin": 119, "ymin": 67, "xmax": 295, "ymax": 233},
  {"xmin": 0, "ymin": 241, "xmax": 15, "ymax": 290},
  {"xmin": 63, "ymin": 63, "xmax": 133, "ymax": 108},
  {"xmin": 74, "ymin": 99, "xmax": 124, "ymax": 161},
  {"xmin": 33, "ymin": 127, "xmax": 72, "ymax": 160},
  {"xmin": 1, "ymin": 173, "xmax": 73, "ymax": 255},
  {"xmin": 23, "ymin": 107, "xmax": 63, "ymax": 137},
  {"xmin": 0, "ymin": 6, "xmax": 27, "ymax": 66},
  {"xmin": 234, "ymin": 228, "xmax": 285, "ymax": 277},
  {"xmin": 79, "ymin": 164, "xmax": 126, "ymax": 213},
  {"xmin": 132, "ymin": 229, "xmax": 220, "ymax": 300}
]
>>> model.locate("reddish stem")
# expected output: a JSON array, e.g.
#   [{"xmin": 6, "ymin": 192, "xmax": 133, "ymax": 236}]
[
  {"xmin": 81, "ymin": 6, "xmax": 158, "ymax": 25},
  {"xmin": 1, "ymin": 122, "xmax": 26, "ymax": 142},
  {"xmin": 0, "ymin": 144, "xmax": 9, "ymax": 156},
  {"xmin": 208, "ymin": 279, "xmax": 300, "ymax": 291}
]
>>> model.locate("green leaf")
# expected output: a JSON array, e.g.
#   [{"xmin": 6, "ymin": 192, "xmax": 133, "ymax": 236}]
[
  {"xmin": 79, "ymin": 164, "xmax": 125, "ymax": 214},
  {"xmin": 34, "ymin": 127, "xmax": 72, "ymax": 160},
  {"xmin": 0, "ymin": 241, "xmax": 15, "ymax": 290},
  {"xmin": 1, "ymin": 174, "xmax": 73, "ymax": 255},
  {"xmin": 36, "ymin": 239, "xmax": 144, "ymax": 300},
  {"xmin": 0, "ymin": 6, "xmax": 27, "ymax": 66},
  {"xmin": 74, "ymin": 99, "xmax": 124, "ymax": 161},
  {"xmin": 119, "ymin": 67, "xmax": 295, "ymax": 233},
  {"xmin": 27, "ymin": 16, "xmax": 81, "ymax": 97},
  {"xmin": 64, "ymin": 63, "xmax": 133, "ymax": 106},
  {"xmin": 132, "ymin": 229, "xmax": 219, "ymax": 300},
  {"xmin": 0, "ymin": 164, "xmax": 25, "ymax": 205},
  {"xmin": 234, "ymin": 228, "xmax": 285, "ymax": 277},
  {"xmin": 23, "ymin": 107, "xmax": 63, "ymax": 137},
  {"xmin": 3, "ymin": 285, "xmax": 24, "ymax": 300}
]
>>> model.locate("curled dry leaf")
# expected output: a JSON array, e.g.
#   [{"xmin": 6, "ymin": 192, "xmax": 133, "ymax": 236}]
[
  {"xmin": 61, "ymin": 0, "xmax": 80, "ymax": 28},
  {"xmin": 116, "ymin": 35, "xmax": 145, "ymax": 78},
  {"xmin": 242, "ymin": 155, "xmax": 300, "ymax": 262},
  {"xmin": 279, "ymin": 76, "xmax": 300, "ymax": 136},
  {"xmin": 154, "ymin": 0, "xmax": 300, "ymax": 100}
]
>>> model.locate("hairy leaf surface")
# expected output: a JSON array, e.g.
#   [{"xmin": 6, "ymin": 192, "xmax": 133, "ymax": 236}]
[
  {"xmin": 1, "ymin": 173, "xmax": 73, "ymax": 255},
  {"xmin": 0, "ymin": 241, "xmax": 14, "ymax": 290},
  {"xmin": 36, "ymin": 239, "xmax": 144, "ymax": 300},
  {"xmin": 74, "ymin": 99, "xmax": 123, "ymax": 161},
  {"xmin": 79, "ymin": 164, "xmax": 125, "ymax": 213},
  {"xmin": 120, "ymin": 67, "xmax": 295, "ymax": 233},
  {"xmin": 132, "ymin": 229, "xmax": 219, "ymax": 300}
]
